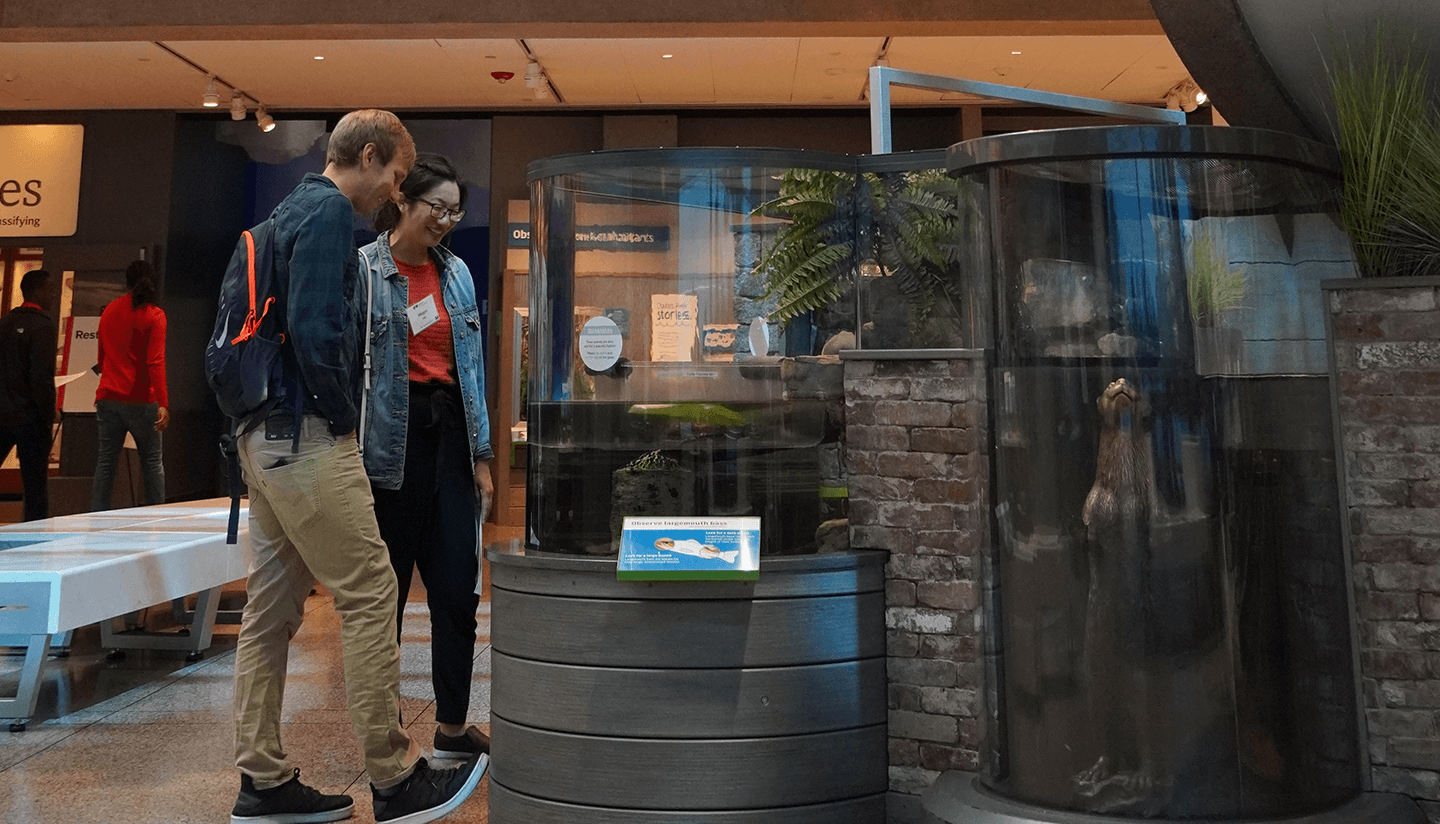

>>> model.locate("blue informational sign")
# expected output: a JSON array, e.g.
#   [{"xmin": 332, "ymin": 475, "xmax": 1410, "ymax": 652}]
[
  {"xmin": 617, "ymin": 517, "xmax": 761, "ymax": 581},
  {"xmin": 507, "ymin": 223, "xmax": 670, "ymax": 252}
]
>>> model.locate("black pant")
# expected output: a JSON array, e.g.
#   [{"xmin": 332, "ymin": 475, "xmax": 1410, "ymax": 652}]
[
  {"xmin": 372, "ymin": 383, "xmax": 480, "ymax": 726},
  {"xmin": 0, "ymin": 422, "xmax": 50, "ymax": 521}
]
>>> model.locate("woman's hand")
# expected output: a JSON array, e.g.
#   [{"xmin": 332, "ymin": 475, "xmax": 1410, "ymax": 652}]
[
  {"xmin": 474, "ymin": 459, "xmax": 494, "ymax": 522},
  {"xmin": 155, "ymin": 406, "xmax": 170, "ymax": 432}
]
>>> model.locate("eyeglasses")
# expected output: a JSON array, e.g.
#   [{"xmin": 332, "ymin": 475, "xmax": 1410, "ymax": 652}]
[{"xmin": 412, "ymin": 198, "xmax": 465, "ymax": 223}]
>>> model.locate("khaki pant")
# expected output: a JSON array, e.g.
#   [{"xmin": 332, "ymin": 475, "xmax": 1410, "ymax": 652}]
[{"xmin": 232, "ymin": 414, "xmax": 421, "ymax": 788}]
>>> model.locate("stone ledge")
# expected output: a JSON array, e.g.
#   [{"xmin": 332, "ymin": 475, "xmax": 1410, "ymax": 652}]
[{"xmin": 840, "ymin": 348, "xmax": 986, "ymax": 360}]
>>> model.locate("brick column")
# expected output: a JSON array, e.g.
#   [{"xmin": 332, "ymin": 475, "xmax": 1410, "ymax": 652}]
[
  {"xmin": 841, "ymin": 349, "xmax": 988, "ymax": 818},
  {"xmin": 1328, "ymin": 277, "xmax": 1440, "ymax": 821}
]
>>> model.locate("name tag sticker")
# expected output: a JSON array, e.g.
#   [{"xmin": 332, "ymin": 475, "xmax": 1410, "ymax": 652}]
[{"xmin": 407, "ymin": 294, "xmax": 439, "ymax": 336}]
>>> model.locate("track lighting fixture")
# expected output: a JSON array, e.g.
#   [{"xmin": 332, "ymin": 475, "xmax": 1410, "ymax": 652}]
[
  {"xmin": 256, "ymin": 106, "xmax": 276, "ymax": 133},
  {"xmin": 229, "ymin": 94, "xmax": 247, "ymax": 121},
  {"xmin": 524, "ymin": 61, "xmax": 544, "ymax": 88},
  {"xmin": 202, "ymin": 75, "xmax": 220, "ymax": 107},
  {"xmin": 1164, "ymin": 78, "xmax": 1208, "ymax": 113}
]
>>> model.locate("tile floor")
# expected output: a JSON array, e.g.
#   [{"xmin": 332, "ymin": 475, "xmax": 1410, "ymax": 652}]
[{"xmin": 0, "ymin": 575, "xmax": 493, "ymax": 824}]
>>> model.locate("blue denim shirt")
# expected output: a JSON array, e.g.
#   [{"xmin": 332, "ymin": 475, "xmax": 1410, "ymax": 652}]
[
  {"xmin": 359, "ymin": 231, "xmax": 492, "ymax": 490},
  {"xmin": 270, "ymin": 173, "xmax": 365, "ymax": 434}
]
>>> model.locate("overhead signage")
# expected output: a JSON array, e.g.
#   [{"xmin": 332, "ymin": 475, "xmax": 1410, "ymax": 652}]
[
  {"xmin": 0, "ymin": 124, "xmax": 84, "ymax": 238},
  {"xmin": 507, "ymin": 223, "xmax": 670, "ymax": 252},
  {"xmin": 618, "ymin": 517, "xmax": 761, "ymax": 581}
]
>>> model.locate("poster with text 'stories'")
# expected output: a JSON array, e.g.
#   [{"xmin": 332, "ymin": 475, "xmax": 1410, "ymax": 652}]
[
  {"xmin": 0, "ymin": 124, "xmax": 83, "ymax": 238},
  {"xmin": 618, "ymin": 516, "xmax": 760, "ymax": 581}
]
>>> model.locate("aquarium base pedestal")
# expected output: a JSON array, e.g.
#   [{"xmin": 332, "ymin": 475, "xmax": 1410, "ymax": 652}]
[{"xmin": 922, "ymin": 772, "xmax": 1426, "ymax": 824}]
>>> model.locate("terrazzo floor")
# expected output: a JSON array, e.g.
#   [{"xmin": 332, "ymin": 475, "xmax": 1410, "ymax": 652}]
[{"xmin": 0, "ymin": 574, "xmax": 494, "ymax": 823}]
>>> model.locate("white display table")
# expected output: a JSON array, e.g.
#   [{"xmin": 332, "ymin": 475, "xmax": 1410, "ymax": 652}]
[{"xmin": 0, "ymin": 499, "xmax": 249, "ymax": 730}]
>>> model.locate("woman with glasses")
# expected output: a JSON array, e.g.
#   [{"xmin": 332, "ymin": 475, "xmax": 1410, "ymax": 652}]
[{"xmin": 361, "ymin": 153, "xmax": 493, "ymax": 761}]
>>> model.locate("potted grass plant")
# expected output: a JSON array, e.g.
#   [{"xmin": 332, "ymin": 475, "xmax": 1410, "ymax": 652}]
[{"xmin": 1330, "ymin": 27, "xmax": 1440, "ymax": 278}]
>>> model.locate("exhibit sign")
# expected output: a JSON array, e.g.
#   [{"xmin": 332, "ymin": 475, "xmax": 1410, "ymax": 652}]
[
  {"xmin": 0, "ymin": 124, "xmax": 84, "ymax": 237},
  {"xmin": 617, "ymin": 516, "xmax": 760, "ymax": 581},
  {"xmin": 650, "ymin": 294, "xmax": 697, "ymax": 362},
  {"xmin": 58, "ymin": 315, "xmax": 100, "ymax": 413},
  {"xmin": 578, "ymin": 315, "xmax": 623, "ymax": 372},
  {"xmin": 507, "ymin": 223, "xmax": 670, "ymax": 251}
]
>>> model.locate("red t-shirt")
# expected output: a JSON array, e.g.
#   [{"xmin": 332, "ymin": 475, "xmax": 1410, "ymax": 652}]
[
  {"xmin": 95, "ymin": 296, "xmax": 168, "ymax": 407},
  {"xmin": 394, "ymin": 257, "xmax": 455, "ymax": 384}
]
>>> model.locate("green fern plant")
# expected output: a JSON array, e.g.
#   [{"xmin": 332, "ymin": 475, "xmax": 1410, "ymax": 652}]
[{"xmin": 750, "ymin": 167, "xmax": 969, "ymax": 329}]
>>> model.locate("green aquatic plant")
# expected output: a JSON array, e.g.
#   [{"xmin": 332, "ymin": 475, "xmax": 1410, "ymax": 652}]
[{"xmin": 1186, "ymin": 229, "xmax": 1246, "ymax": 326}]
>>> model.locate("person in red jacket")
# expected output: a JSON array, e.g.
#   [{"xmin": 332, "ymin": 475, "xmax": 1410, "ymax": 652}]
[{"xmin": 91, "ymin": 259, "xmax": 168, "ymax": 510}]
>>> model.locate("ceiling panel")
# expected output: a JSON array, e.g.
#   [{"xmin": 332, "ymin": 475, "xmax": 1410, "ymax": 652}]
[
  {"xmin": 1100, "ymin": 37, "xmax": 1190, "ymax": 104},
  {"xmin": 169, "ymin": 40, "xmax": 465, "ymax": 109},
  {"xmin": 792, "ymin": 38, "xmax": 882, "ymax": 104},
  {"xmin": 622, "ymin": 40, "xmax": 716, "ymax": 105},
  {"xmin": 527, "ymin": 39, "xmax": 639, "ymax": 106},
  {"xmin": 0, "ymin": 42, "xmax": 195, "ymax": 109},
  {"xmin": 887, "ymin": 36, "xmax": 1061, "ymax": 90},
  {"xmin": 710, "ymin": 39, "xmax": 799, "ymax": 104},
  {"xmin": 430, "ymin": 39, "xmax": 537, "ymax": 106},
  {"xmin": 1025, "ymin": 35, "xmax": 1172, "ymax": 101},
  {"xmin": 0, "ymin": 34, "xmax": 1193, "ymax": 113}
]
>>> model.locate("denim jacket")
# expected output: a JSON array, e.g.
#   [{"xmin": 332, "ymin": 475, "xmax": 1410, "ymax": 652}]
[
  {"xmin": 359, "ymin": 231, "xmax": 492, "ymax": 490},
  {"xmin": 271, "ymin": 173, "xmax": 366, "ymax": 434}
]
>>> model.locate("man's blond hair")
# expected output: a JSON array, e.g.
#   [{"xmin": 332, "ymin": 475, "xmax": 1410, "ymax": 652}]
[{"xmin": 327, "ymin": 109, "xmax": 415, "ymax": 170}]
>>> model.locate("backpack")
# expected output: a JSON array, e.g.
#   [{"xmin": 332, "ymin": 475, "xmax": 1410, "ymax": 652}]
[
  {"xmin": 204, "ymin": 219, "xmax": 378, "ymax": 544},
  {"xmin": 206, "ymin": 218, "xmax": 287, "ymax": 426},
  {"xmin": 206, "ymin": 218, "xmax": 289, "ymax": 543}
]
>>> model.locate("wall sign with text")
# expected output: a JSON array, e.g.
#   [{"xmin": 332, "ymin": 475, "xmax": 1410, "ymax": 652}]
[
  {"xmin": 0, "ymin": 125, "xmax": 84, "ymax": 238},
  {"xmin": 507, "ymin": 223, "xmax": 670, "ymax": 252},
  {"xmin": 618, "ymin": 517, "xmax": 761, "ymax": 581}
]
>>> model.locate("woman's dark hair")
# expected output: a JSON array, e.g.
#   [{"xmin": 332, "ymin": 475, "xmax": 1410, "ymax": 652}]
[
  {"xmin": 374, "ymin": 153, "xmax": 468, "ymax": 235},
  {"xmin": 125, "ymin": 259, "xmax": 158, "ymax": 309}
]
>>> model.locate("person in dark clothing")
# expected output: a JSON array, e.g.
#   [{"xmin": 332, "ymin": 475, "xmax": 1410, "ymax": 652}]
[{"xmin": 0, "ymin": 269, "xmax": 57, "ymax": 521}]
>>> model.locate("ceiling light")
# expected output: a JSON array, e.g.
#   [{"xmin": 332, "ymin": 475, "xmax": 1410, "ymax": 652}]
[
  {"xmin": 1011, "ymin": 51, "xmax": 1022, "ymax": 55},
  {"xmin": 229, "ymin": 94, "xmax": 247, "ymax": 120},
  {"xmin": 256, "ymin": 106, "xmax": 276, "ymax": 132},
  {"xmin": 313, "ymin": 55, "xmax": 324, "ymax": 61},
  {"xmin": 1165, "ymin": 78, "xmax": 1207, "ymax": 113},
  {"xmin": 524, "ymin": 61, "xmax": 543, "ymax": 88},
  {"xmin": 662, "ymin": 54, "xmax": 674, "ymax": 59},
  {"xmin": 491, "ymin": 71, "xmax": 514, "ymax": 83},
  {"xmin": 202, "ymin": 75, "xmax": 220, "ymax": 107}
]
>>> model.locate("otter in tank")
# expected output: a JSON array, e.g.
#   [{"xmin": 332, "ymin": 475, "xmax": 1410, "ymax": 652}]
[{"xmin": 1075, "ymin": 377, "xmax": 1169, "ymax": 814}]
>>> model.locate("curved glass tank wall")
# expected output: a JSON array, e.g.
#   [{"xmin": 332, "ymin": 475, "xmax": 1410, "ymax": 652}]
[
  {"xmin": 527, "ymin": 148, "xmax": 971, "ymax": 556},
  {"xmin": 948, "ymin": 127, "xmax": 1361, "ymax": 818}
]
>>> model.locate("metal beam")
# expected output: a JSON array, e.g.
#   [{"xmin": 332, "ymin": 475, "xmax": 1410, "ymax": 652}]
[{"xmin": 868, "ymin": 65, "xmax": 1185, "ymax": 154}]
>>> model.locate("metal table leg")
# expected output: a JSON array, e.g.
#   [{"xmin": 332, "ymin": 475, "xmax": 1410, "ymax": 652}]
[
  {"xmin": 0, "ymin": 634, "xmax": 51, "ymax": 731},
  {"xmin": 101, "ymin": 586, "xmax": 222, "ymax": 662}
]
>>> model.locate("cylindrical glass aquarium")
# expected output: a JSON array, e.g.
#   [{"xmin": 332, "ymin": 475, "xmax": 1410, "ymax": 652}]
[
  {"xmin": 526, "ymin": 147, "xmax": 969, "ymax": 556},
  {"xmin": 949, "ymin": 126, "xmax": 1361, "ymax": 819}
]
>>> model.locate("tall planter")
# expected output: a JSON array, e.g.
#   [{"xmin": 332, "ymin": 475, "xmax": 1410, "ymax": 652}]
[{"xmin": 1326, "ymin": 276, "xmax": 1440, "ymax": 821}]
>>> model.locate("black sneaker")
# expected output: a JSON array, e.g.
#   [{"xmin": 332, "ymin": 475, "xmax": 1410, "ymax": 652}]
[
  {"xmin": 432, "ymin": 726, "xmax": 490, "ymax": 760},
  {"xmin": 371, "ymin": 754, "xmax": 488, "ymax": 824},
  {"xmin": 231, "ymin": 768, "xmax": 353, "ymax": 824}
]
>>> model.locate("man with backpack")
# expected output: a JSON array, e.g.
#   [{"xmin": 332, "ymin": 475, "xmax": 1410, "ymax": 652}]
[
  {"xmin": 227, "ymin": 109, "xmax": 486, "ymax": 824},
  {"xmin": 0, "ymin": 269, "xmax": 56, "ymax": 522}
]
